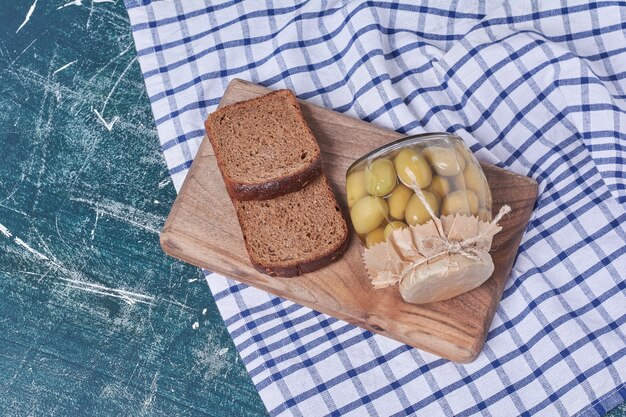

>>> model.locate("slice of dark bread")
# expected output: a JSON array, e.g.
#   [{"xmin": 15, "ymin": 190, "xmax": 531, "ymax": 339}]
[
  {"xmin": 234, "ymin": 175, "xmax": 350, "ymax": 277},
  {"xmin": 205, "ymin": 89, "xmax": 322, "ymax": 200}
]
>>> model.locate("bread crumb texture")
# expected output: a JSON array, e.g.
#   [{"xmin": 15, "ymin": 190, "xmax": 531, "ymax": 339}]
[
  {"xmin": 208, "ymin": 90, "xmax": 319, "ymax": 183},
  {"xmin": 235, "ymin": 176, "xmax": 346, "ymax": 267}
]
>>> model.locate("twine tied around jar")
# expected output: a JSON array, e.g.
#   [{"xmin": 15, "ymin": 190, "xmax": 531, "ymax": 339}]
[
  {"xmin": 363, "ymin": 171, "xmax": 512, "ymax": 292},
  {"xmin": 407, "ymin": 171, "xmax": 511, "ymax": 258}
]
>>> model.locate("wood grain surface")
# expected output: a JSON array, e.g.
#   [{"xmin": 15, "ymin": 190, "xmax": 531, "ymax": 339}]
[{"xmin": 161, "ymin": 79, "xmax": 539, "ymax": 363}]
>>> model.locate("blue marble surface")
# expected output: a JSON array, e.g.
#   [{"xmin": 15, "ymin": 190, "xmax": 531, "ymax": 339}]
[{"xmin": 0, "ymin": 0, "xmax": 265, "ymax": 415}]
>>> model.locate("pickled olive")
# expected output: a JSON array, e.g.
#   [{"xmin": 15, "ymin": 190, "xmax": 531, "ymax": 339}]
[
  {"xmin": 463, "ymin": 164, "xmax": 491, "ymax": 209},
  {"xmin": 463, "ymin": 163, "xmax": 485, "ymax": 193},
  {"xmin": 466, "ymin": 191, "xmax": 480, "ymax": 215},
  {"xmin": 450, "ymin": 174, "xmax": 467, "ymax": 191},
  {"xmin": 365, "ymin": 158, "xmax": 397, "ymax": 196},
  {"xmin": 394, "ymin": 149, "xmax": 432, "ymax": 188},
  {"xmin": 384, "ymin": 221, "xmax": 407, "ymax": 239},
  {"xmin": 441, "ymin": 190, "xmax": 479, "ymax": 217},
  {"xmin": 350, "ymin": 196, "xmax": 389, "ymax": 235},
  {"xmin": 423, "ymin": 147, "xmax": 463, "ymax": 177},
  {"xmin": 455, "ymin": 150, "xmax": 467, "ymax": 171},
  {"xmin": 477, "ymin": 208, "xmax": 493, "ymax": 222},
  {"xmin": 405, "ymin": 191, "xmax": 440, "ymax": 226},
  {"xmin": 365, "ymin": 227, "xmax": 386, "ymax": 248},
  {"xmin": 387, "ymin": 184, "xmax": 413, "ymax": 220},
  {"xmin": 454, "ymin": 141, "xmax": 474, "ymax": 165},
  {"xmin": 346, "ymin": 170, "xmax": 367, "ymax": 208},
  {"xmin": 428, "ymin": 176, "xmax": 450, "ymax": 199},
  {"xmin": 346, "ymin": 134, "xmax": 492, "ymax": 247}
]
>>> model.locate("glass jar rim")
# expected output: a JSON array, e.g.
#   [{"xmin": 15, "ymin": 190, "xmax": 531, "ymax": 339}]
[{"xmin": 347, "ymin": 132, "xmax": 463, "ymax": 173}]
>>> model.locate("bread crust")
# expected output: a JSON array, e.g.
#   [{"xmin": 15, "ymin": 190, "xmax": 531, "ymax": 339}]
[
  {"xmin": 249, "ymin": 232, "xmax": 350, "ymax": 278},
  {"xmin": 205, "ymin": 89, "xmax": 322, "ymax": 201}
]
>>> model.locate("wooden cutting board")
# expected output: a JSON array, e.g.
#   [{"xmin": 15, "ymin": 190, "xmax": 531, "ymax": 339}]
[{"xmin": 161, "ymin": 79, "xmax": 538, "ymax": 363}]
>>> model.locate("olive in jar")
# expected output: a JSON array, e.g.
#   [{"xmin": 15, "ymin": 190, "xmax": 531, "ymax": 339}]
[
  {"xmin": 365, "ymin": 227, "xmax": 386, "ymax": 248},
  {"xmin": 405, "ymin": 191, "xmax": 440, "ymax": 226},
  {"xmin": 384, "ymin": 221, "xmax": 407, "ymax": 239},
  {"xmin": 428, "ymin": 176, "xmax": 450, "ymax": 199},
  {"xmin": 441, "ymin": 190, "xmax": 479, "ymax": 216},
  {"xmin": 350, "ymin": 196, "xmax": 389, "ymax": 235},
  {"xmin": 365, "ymin": 158, "xmax": 396, "ymax": 197},
  {"xmin": 423, "ymin": 147, "xmax": 465, "ymax": 177},
  {"xmin": 387, "ymin": 184, "xmax": 413, "ymax": 220},
  {"xmin": 394, "ymin": 149, "xmax": 432, "ymax": 188},
  {"xmin": 346, "ymin": 170, "xmax": 367, "ymax": 208}
]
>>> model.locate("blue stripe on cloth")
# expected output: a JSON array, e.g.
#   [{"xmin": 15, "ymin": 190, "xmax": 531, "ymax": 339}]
[{"xmin": 125, "ymin": 0, "xmax": 626, "ymax": 415}]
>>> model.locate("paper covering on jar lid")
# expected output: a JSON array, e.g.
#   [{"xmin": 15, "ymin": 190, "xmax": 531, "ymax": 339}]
[{"xmin": 362, "ymin": 205, "xmax": 511, "ymax": 304}]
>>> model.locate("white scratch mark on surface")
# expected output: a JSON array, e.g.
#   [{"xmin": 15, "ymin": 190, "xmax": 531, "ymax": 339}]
[
  {"xmin": 0, "ymin": 223, "xmax": 12, "ymax": 238},
  {"xmin": 202, "ymin": 308, "xmax": 207, "ymax": 315},
  {"xmin": 52, "ymin": 60, "xmax": 77, "ymax": 75},
  {"xmin": 10, "ymin": 36, "xmax": 39, "ymax": 65},
  {"xmin": 157, "ymin": 178, "xmax": 171, "ymax": 189},
  {"xmin": 101, "ymin": 56, "xmax": 136, "ymax": 114},
  {"xmin": 14, "ymin": 237, "xmax": 49, "ymax": 260},
  {"xmin": 70, "ymin": 197, "xmax": 165, "ymax": 234},
  {"xmin": 93, "ymin": 0, "xmax": 116, "ymax": 3},
  {"xmin": 1, "ymin": 232, "xmax": 157, "ymax": 307},
  {"xmin": 86, "ymin": 42, "xmax": 133, "ymax": 85},
  {"xmin": 192, "ymin": 322, "xmax": 200, "ymax": 330},
  {"xmin": 217, "ymin": 348, "xmax": 228, "ymax": 356},
  {"xmin": 153, "ymin": 200, "xmax": 159, "ymax": 204},
  {"xmin": 16, "ymin": 0, "xmax": 37, "ymax": 33},
  {"xmin": 188, "ymin": 278, "xmax": 198, "ymax": 283},
  {"xmin": 92, "ymin": 108, "xmax": 118, "ymax": 131},
  {"xmin": 161, "ymin": 297, "xmax": 193, "ymax": 312},
  {"xmin": 0, "ymin": 204, "xmax": 28, "ymax": 217},
  {"xmin": 142, "ymin": 372, "xmax": 159, "ymax": 412},
  {"xmin": 0, "ymin": 223, "xmax": 49, "ymax": 260},
  {"xmin": 90, "ymin": 209, "xmax": 100, "ymax": 240},
  {"xmin": 86, "ymin": 0, "xmax": 94, "ymax": 29},
  {"xmin": 24, "ymin": 240, "xmax": 155, "ymax": 306},
  {"xmin": 60, "ymin": 278, "xmax": 154, "ymax": 306},
  {"xmin": 57, "ymin": 0, "xmax": 82, "ymax": 9}
]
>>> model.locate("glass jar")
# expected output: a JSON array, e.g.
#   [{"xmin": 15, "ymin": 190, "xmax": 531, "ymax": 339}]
[{"xmin": 346, "ymin": 133, "xmax": 492, "ymax": 247}]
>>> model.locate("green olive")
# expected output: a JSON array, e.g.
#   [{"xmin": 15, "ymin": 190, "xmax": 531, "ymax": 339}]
[
  {"xmin": 350, "ymin": 196, "xmax": 389, "ymax": 235},
  {"xmin": 405, "ymin": 191, "xmax": 439, "ymax": 226},
  {"xmin": 384, "ymin": 221, "xmax": 407, "ymax": 239},
  {"xmin": 463, "ymin": 163, "xmax": 491, "ymax": 209},
  {"xmin": 441, "ymin": 190, "xmax": 479, "ymax": 217},
  {"xmin": 423, "ymin": 146, "xmax": 464, "ymax": 177},
  {"xmin": 428, "ymin": 176, "xmax": 450, "ymax": 199},
  {"xmin": 346, "ymin": 170, "xmax": 367, "ymax": 208},
  {"xmin": 387, "ymin": 184, "xmax": 413, "ymax": 220},
  {"xmin": 454, "ymin": 141, "xmax": 474, "ymax": 165},
  {"xmin": 365, "ymin": 158, "xmax": 396, "ymax": 196},
  {"xmin": 455, "ymin": 150, "xmax": 467, "ymax": 171},
  {"xmin": 394, "ymin": 148, "xmax": 432, "ymax": 188},
  {"xmin": 450, "ymin": 174, "xmax": 466, "ymax": 191},
  {"xmin": 463, "ymin": 163, "xmax": 485, "ymax": 193},
  {"xmin": 365, "ymin": 227, "xmax": 386, "ymax": 248}
]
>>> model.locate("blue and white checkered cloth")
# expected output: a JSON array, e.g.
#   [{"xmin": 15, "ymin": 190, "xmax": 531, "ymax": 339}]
[{"xmin": 125, "ymin": 1, "xmax": 626, "ymax": 415}]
